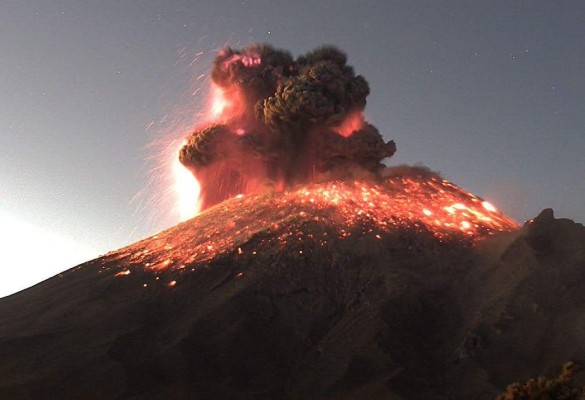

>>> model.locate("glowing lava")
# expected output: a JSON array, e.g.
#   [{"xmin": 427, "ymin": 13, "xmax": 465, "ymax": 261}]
[
  {"xmin": 164, "ymin": 44, "xmax": 514, "ymax": 261},
  {"xmin": 332, "ymin": 112, "xmax": 364, "ymax": 137},
  {"xmin": 208, "ymin": 84, "xmax": 245, "ymax": 121},
  {"xmin": 109, "ymin": 172, "xmax": 518, "ymax": 278},
  {"xmin": 172, "ymin": 142, "xmax": 201, "ymax": 221},
  {"xmin": 210, "ymin": 85, "xmax": 229, "ymax": 119}
]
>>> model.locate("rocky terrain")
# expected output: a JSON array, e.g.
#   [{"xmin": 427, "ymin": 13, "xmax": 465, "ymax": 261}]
[{"xmin": 1, "ymin": 179, "xmax": 583, "ymax": 400}]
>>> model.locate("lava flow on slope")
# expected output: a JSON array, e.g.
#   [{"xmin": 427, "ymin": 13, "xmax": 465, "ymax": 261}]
[
  {"xmin": 109, "ymin": 44, "xmax": 519, "ymax": 284},
  {"xmin": 104, "ymin": 167, "xmax": 518, "ymax": 281}
]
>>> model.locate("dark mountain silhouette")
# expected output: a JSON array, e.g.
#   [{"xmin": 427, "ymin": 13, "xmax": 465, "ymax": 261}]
[{"xmin": 1, "ymin": 177, "xmax": 584, "ymax": 400}]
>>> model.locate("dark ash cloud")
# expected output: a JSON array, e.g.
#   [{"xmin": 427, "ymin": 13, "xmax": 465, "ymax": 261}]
[{"xmin": 180, "ymin": 44, "xmax": 396, "ymax": 210}]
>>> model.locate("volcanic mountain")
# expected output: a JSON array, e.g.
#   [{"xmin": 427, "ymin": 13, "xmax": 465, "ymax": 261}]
[{"xmin": 1, "ymin": 168, "xmax": 584, "ymax": 400}]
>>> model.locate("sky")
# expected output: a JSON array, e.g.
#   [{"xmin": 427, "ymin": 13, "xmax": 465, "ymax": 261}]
[{"xmin": 1, "ymin": 1, "xmax": 584, "ymax": 297}]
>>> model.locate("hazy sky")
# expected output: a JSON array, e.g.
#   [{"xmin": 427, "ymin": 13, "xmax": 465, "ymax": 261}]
[{"xmin": 1, "ymin": 1, "xmax": 584, "ymax": 296}]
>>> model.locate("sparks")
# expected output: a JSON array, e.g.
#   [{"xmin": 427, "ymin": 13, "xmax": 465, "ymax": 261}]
[{"xmin": 111, "ymin": 174, "xmax": 519, "ymax": 277}]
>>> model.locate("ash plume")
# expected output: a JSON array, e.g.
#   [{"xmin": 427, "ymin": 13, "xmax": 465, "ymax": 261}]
[{"xmin": 179, "ymin": 44, "xmax": 396, "ymax": 210}]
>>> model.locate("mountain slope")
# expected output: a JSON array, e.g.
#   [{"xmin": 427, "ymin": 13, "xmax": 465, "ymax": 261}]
[{"xmin": 1, "ymin": 177, "xmax": 583, "ymax": 400}]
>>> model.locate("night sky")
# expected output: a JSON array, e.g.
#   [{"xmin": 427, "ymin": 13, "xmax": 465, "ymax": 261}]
[{"xmin": 1, "ymin": 1, "xmax": 584, "ymax": 297}]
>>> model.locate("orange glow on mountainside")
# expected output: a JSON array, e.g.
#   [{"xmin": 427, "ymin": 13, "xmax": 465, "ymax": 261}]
[{"xmin": 108, "ymin": 174, "xmax": 518, "ymax": 280}]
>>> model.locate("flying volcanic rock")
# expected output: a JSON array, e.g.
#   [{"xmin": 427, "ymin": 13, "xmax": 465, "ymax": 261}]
[{"xmin": 179, "ymin": 44, "xmax": 396, "ymax": 210}]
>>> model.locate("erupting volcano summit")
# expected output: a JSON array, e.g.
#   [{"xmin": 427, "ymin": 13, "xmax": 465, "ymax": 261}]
[
  {"xmin": 175, "ymin": 44, "xmax": 517, "ymax": 241},
  {"xmin": 179, "ymin": 44, "xmax": 396, "ymax": 210}
]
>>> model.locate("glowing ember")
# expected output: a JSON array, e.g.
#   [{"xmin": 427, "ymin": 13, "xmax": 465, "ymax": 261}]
[
  {"xmin": 332, "ymin": 112, "xmax": 364, "ymax": 138},
  {"xmin": 219, "ymin": 51, "xmax": 262, "ymax": 71},
  {"xmin": 482, "ymin": 201, "xmax": 497, "ymax": 212},
  {"xmin": 145, "ymin": 44, "xmax": 517, "ymax": 281},
  {"xmin": 110, "ymin": 172, "xmax": 518, "ymax": 278},
  {"xmin": 240, "ymin": 55, "xmax": 261, "ymax": 67}
]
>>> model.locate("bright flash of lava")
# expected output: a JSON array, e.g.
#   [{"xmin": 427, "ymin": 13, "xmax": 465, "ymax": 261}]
[
  {"xmin": 169, "ymin": 83, "xmax": 231, "ymax": 222},
  {"xmin": 170, "ymin": 82, "xmax": 247, "ymax": 216},
  {"xmin": 172, "ymin": 141, "xmax": 201, "ymax": 221},
  {"xmin": 332, "ymin": 112, "xmax": 364, "ymax": 137},
  {"xmin": 208, "ymin": 84, "xmax": 245, "ymax": 121},
  {"xmin": 210, "ymin": 85, "xmax": 229, "ymax": 119},
  {"xmin": 108, "ymin": 175, "xmax": 518, "ymax": 280}
]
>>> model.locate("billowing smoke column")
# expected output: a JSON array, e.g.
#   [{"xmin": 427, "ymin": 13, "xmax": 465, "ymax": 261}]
[{"xmin": 179, "ymin": 44, "xmax": 396, "ymax": 210}]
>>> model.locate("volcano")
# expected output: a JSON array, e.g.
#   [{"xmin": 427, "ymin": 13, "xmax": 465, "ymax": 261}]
[
  {"xmin": 1, "ymin": 170, "xmax": 584, "ymax": 400},
  {"xmin": 3, "ymin": 43, "xmax": 584, "ymax": 399}
]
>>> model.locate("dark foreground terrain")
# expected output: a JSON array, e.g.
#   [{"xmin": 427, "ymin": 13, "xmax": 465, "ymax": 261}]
[{"xmin": 1, "ymin": 184, "xmax": 584, "ymax": 399}]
